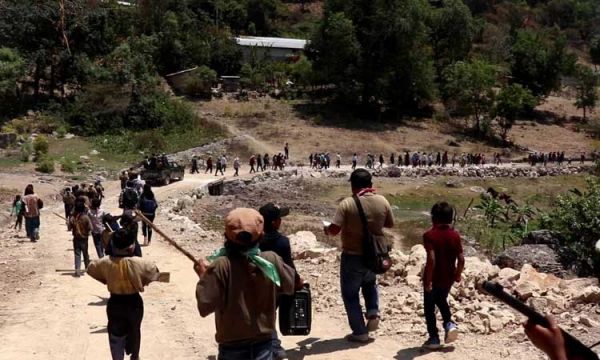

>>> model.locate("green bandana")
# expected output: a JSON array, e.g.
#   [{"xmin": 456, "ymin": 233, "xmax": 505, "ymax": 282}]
[{"xmin": 207, "ymin": 246, "xmax": 281, "ymax": 286}]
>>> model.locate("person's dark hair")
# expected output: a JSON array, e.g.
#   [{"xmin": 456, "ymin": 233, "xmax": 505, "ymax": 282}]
[
  {"xmin": 431, "ymin": 202, "xmax": 454, "ymax": 225},
  {"xmin": 142, "ymin": 183, "xmax": 154, "ymax": 200},
  {"xmin": 24, "ymin": 184, "xmax": 34, "ymax": 195},
  {"xmin": 91, "ymin": 198, "xmax": 101, "ymax": 209},
  {"xmin": 126, "ymin": 180, "xmax": 133, "ymax": 188},
  {"xmin": 112, "ymin": 228, "xmax": 134, "ymax": 250},
  {"xmin": 350, "ymin": 169, "xmax": 372, "ymax": 189},
  {"xmin": 74, "ymin": 196, "xmax": 87, "ymax": 213},
  {"xmin": 13, "ymin": 195, "xmax": 21, "ymax": 206}
]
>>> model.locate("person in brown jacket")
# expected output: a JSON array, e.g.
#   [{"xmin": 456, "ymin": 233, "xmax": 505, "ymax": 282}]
[
  {"xmin": 70, "ymin": 196, "xmax": 93, "ymax": 277},
  {"xmin": 195, "ymin": 208, "xmax": 296, "ymax": 360}
]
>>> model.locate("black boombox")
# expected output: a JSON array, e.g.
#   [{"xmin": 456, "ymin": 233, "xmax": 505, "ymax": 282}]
[{"xmin": 279, "ymin": 283, "xmax": 312, "ymax": 336}]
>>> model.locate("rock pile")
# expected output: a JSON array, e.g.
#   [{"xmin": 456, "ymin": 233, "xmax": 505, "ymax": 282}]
[
  {"xmin": 292, "ymin": 236, "xmax": 600, "ymax": 336},
  {"xmin": 169, "ymin": 135, "xmax": 253, "ymax": 164},
  {"xmin": 371, "ymin": 165, "xmax": 589, "ymax": 178}
]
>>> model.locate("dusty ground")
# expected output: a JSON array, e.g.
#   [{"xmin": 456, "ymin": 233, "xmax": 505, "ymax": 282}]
[
  {"xmin": 197, "ymin": 99, "xmax": 596, "ymax": 164},
  {"xmin": 1, "ymin": 169, "xmax": 598, "ymax": 360}
]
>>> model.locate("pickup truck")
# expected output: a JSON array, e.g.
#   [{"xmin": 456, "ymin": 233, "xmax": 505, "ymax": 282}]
[{"xmin": 140, "ymin": 161, "xmax": 185, "ymax": 186}]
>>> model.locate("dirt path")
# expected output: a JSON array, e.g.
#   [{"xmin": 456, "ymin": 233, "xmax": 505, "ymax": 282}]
[{"xmin": 0, "ymin": 172, "xmax": 543, "ymax": 360}]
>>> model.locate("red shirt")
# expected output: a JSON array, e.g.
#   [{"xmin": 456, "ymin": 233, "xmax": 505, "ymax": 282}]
[{"xmin": 423, "ymin": 224, "xmax": 463, "ymax": 289}]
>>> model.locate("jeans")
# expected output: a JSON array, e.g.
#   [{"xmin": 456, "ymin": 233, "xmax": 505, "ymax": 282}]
[
  {"xmin": 92, "ymin": 232, "xmax": 104, "ymax": 258},
  {"xmin": 141, "ymin": 214, "xmax": 155, "ymax": 242},
  {"xmin": 73, "ymin": 237, "xmax": 90, "ymax": 270},
  {"xmin": 424, "ymin": 287, "xmax": 452, "ymax": 339},
  {"xmin": 108, "ymin": 294, "xmax": 144, "ymax": 360},
  {"xmin": 218, "ymin": 340, "xmax": 272, "ymax": 360},
  {"xmin": 25, "ymin": 216, "xmax": 40, "ymax": 241},
  {"xmin": 340, "ymin": 253, "xmax": 379, "ymax": 336}
]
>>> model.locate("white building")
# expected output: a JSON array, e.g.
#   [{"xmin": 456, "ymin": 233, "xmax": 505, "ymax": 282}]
[{"xmin": 235, "ymin": 36, "xmax": 308, "ymax": 62}]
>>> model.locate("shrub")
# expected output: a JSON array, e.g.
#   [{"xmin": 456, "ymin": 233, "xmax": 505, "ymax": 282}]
[
  {"xmin": 35, "ymin": 157, "xmax": 55, "ymax": 173},
  {"xmin": 60, "ymin": 158, "xmax": 76, "ymax": 173},
  {"xmin": 183, "ymin": 66, "xmax": 217, "ymax": 99},
  {"xmin": 542, "ymin": 178, "xmax": 600, "ymax": 277},
  {"xmin": 20, "ymin": 142, "xmax": 32, "ymax": 162},
  {"xmin": 33, "ymin": 135, "xmax": 49, "ymax": 156}
]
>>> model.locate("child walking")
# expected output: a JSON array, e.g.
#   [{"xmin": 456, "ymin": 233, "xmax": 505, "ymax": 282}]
[
  {"xmin": 10, "ymin": 195, "xmax": 24, "ymax": 231},
  {"xmin": 422, "ymin": 201, "xmax": 465, "ymax": 349}
]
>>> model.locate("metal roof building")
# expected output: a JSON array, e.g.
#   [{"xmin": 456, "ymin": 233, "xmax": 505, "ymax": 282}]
[{"xmin": 234, "ymin": 36, "xmax": 308, "ymax": 62}]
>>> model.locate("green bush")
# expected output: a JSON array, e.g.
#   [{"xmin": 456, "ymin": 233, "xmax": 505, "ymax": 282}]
[
  {"xmin": 35, "ymin": 157, "xmax": 55, "ymax": 173},
  {"xmin": 60, "ymin": 158, "xmax": 76, "ymax": 173},
  {"xmin": 33, "ymin": 135, "xmax": 49, "ymax": 156},
  {"xmin": 20, "ymin": 142, "xmax": 32, "ymax": 162},
  {"xmin": 183, "ymin": 66, "xmax": 217, "ymax": 99},
  {"xmin": 542, "ymin": 178, "xmax": 600, "ymax": 277}
]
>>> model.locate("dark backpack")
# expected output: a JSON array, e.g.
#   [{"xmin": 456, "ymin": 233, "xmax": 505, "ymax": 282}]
[
  {"xmin": 139, "ymin": 196, "xmax": 157, "ymax": 214},
  {"xmin": 353, "ymin": 195, "xmax": 392, "ymax": 274},
  {"xmin": 120, "ymin": 188, "xmax": 139, "ymax": 209}
]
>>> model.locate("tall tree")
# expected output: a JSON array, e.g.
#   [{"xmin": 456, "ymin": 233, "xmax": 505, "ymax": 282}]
[
  {"xmin": 574, "ymin": 65, "xmax": 599, "ymax": 121},
  {"xmin": 0, "ymin": 48, "xmax": 26, "ymax": 118},
  {"xmin": 494, "ymin": 83, "xmax": 536, "ymax": 142},
  {"xmin": 590, "ymin": 35, "xmax": 600, "ymax": 71},
  {"xmin": 443, "ymin": 59, "xmax": 497, "ymax": 135},
  {"xmin": 430, "ymin": 0, "xmax": 475, "ymax": 77}
]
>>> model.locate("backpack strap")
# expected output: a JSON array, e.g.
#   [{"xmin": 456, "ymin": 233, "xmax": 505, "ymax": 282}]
[{"xmin": 352, "ymin": 194, "xmax": 370, "ymax": 242}]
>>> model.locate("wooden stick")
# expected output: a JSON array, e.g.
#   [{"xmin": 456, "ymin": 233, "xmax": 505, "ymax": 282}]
[
  {"xmin": 463, "ymin": 198, "xmax": 475, "ymax": 218},
  {"xmin": 53, "ymin": 212, "xmax": 67, "ymax": 221},
  {"xmin": 134, "ymin": 210, "xmax": 199, "ymax": 264}
]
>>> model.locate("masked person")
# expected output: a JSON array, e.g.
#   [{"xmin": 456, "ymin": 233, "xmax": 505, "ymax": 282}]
[
  {"xmin": 195, "ymin": 208, "xmax": 296, "ymax": 360},
  {"xmin": 88, "ymin": 228, "xmax": 160, "ymax": 360}
]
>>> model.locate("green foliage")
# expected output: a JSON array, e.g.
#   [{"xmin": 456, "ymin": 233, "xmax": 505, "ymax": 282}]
[
  {"xmin": 33, "ymin": 135, "xmax": 49, "ymax": 156},
  {"xmin": 443, "ymin": 59, "xmax": 497, "ymax": 134},
  {"xmin": 474, "ymin": 196, "xmax": 504, "ymax": 227},
  {"xmin": 542, "ymin": 178, "xmax": 600, "ymax": 277},
  {"xmin": 494, "ymin": 84, "xmax": 536, "ymax": 141},
  {"xmin": 430, "ymin": 0, "xmax": 475, "ymax": 75},
  {"xmin": 59, "ymin": 157, "xmax": 76, "ymax": 173},
  {"xmin": 20, "ymin": 142, "xmax": 32, "ymax": 162},
  {"xmin": 591, "ymin": 36, "xmax": 600, "ymax": 67},
  {"xmin": 510, "ymin": 30, "xmax": 575, "ymax": 97},
  {"xmin": 573, "ymin": 65, "xmax": 599, "ymax": 120},
  {"xmin": 0, "ymin": 47, "xmax": 25, "ymax": 118},
  {"xmin": 311, "ymin": 0, "xmax": 436, "ymax": 111},
  {"xmin": 184, "ymin": 66, "xmax": 217, "ymax": 99},
  {"xmin": 35, "ymin": 156, "xmax": 55, "ymax": 174}
]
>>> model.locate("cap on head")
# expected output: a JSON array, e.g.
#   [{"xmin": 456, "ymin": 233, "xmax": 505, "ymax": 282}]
[
  {"xmin": 225, "ymin": 208, "xmax": 264, "ymax": 245},
  {"xmin": 349, "ymin": 169, "xmax": 372, "ymax": 189},
  {"xmin": 259, "ymin": 203, "xmax": 290, "ymax": 224}
]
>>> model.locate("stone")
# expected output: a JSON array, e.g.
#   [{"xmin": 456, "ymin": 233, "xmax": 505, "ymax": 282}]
[
  {"xmin": 296, "ymin": 248, "xmax": 334, "ymax": 260},
  {"xmin": 514, "ymin": 280, "xmax": 540, "ymax": 300},
  {"xmin": 90, "ymin": 149, "xmax": 99, "ymax": 155},
  {"xmin": 446, "ymin": 179, "xmax": 464, "ymax": 188},
  {"xmin": 528, "ymin": 297, "xmax": 549, "ymax": 312},
  {"xmin": 175, "ymin": 195, "xmax": 194, "ymax": 211},
  {"xmin": 494, "ymin": 244, "xmax": 565, "ymax": 277},
  {"xmin": 290, "ymin": 231, "xmax": 320, "ymax": 256},
  {"xmin": 522, "ymin": 230, "xmax": 563, "ymax": 249},
  {"xmin": 579, "ymin": 316, "xmax": 598, "ymax": 328},
  {"xmin": 406, "ymin": 275, "xmax": 421, "ymax": 288},
  {"xmin": 64, "ymin": 133, "xmax": 75, "ymax": 139},
  {"xmin": 408, "ymin": 244, "xmax": 426, "ymax": 267},
  {"xmin": 573, "ymin": 286, "xmax": 600, "ymax": 304},
  {"xmin": 497, "ymin": 267, "xmax": 520, "ymax": 287}
]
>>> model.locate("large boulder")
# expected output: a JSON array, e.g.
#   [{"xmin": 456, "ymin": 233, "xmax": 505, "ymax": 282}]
[
  {"xmin": 290, "ymin": 231, "xmax": 320, "ymax": 257},
  {"xmin": 522, "ymin": 230, "xmax": 564, "ymax": 249},
  {"xmin": 494, "ymin": 244, "xmax": 565, "ymax": 277},
  {"xmin": 513, "ymin": 264, "xmax": 561, "ymax": 300}
]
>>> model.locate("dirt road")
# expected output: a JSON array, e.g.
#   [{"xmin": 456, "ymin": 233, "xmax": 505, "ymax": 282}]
[{"xmin": 0, "ymin": 172, "xmax": 543, "ymax": 360}]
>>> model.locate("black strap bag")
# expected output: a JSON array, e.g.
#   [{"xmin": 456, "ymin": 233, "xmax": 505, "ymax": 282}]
[{"xmin": 353, "ymin": 195, "xmax": 392, "ymax": 274}]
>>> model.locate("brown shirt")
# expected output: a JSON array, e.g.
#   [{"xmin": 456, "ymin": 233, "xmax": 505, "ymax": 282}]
[
  {"xmin": 71, "ymin": 213, "xmax": 92, "ymax": 240},
  {"xmin": 332, "ymin": 193, "xmax": 395, "ymax": 255},
  {"xmin": 87, "ymin": 256, "xmax": 160, "ymax": 295},
  {"xmin": 22, "ymin": 194, "xmax": 40, "ymax": 218},
  {"xmin": 196, "ymin": 250, "xmax": 295, "ymax": 346}
]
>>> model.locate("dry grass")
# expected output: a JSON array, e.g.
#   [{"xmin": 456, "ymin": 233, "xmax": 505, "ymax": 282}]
[{"xmin": 199, "ymin": 98, "xmax": 596, "ymax": 163}]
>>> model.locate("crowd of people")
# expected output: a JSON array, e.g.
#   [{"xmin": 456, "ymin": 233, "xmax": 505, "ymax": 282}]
[{"xmin": 7, "ymin": 144, "xmax": 590, "ymax": 360}]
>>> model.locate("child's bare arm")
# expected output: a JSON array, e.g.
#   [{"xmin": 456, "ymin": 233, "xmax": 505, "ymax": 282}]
[{"xmin": 455, "ymin": 253, "xmax": 465, "ymax": 283}]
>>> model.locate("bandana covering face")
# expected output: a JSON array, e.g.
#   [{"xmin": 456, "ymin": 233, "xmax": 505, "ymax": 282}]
[{"xmin": 207, "ymin": 245, "xmax": 281, "ymax": 286}]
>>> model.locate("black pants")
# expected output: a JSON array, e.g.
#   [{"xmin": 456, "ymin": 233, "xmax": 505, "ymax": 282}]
[
  {"xmin": 107, "ymin": 293, "xmax": 144, "ymax": 360},
  {"xmin": 64, "ymin": 204, "xmax": 73, "ymax": 219},
  {"xmin": 424, "ymin": 287, "xmax": 452, "ymax": 339},
  {"xmin": 14, "ymin": 215, "xmax": 23, "ymax": 230},
  {"xmin": 141, "ymin": 214, "xmax": 155, "ymax": 242}
]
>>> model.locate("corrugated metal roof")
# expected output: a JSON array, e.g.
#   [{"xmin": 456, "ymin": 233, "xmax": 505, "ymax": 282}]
[{"xmin": 235, "ymin": 36, "xmax": 307, "ymax": 50}]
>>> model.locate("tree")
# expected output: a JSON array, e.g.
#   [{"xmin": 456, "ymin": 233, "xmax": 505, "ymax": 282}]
[
  {"xmin": 0, "ymin": 47, "xmax": 25, "ymax": 118},
  {"xmin": 443, "ymin": 59, "xmax": 497, "ymax": 135},
  {"xmin": 574, "ymin": 65, "xmax": 599, "ymax": 121},
  {"xmin": 494, "ymin": 84, "xmax": 536, "ymax": 142},
  {"xmin": 510, "ymin": 29, "xmax": 575, "ymax": 97},
  {"xmin": 430, "ymin": 0, "xmax": 475, "ymax": 76},
  {"xmin": 590, "ymin": 35, "xmax": 600, "ymax": 70},
  {"xmin": 184, "ymin": 65, "xmax": 217, "ymax": 99},
  {"xmin": 308, "ymin": 11, "xmax": 360, "ymax": 100}
]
